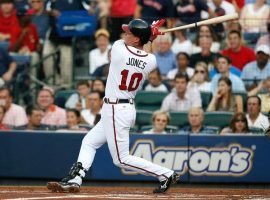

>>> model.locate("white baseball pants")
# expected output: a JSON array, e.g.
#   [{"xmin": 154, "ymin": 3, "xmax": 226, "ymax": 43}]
[{"xmin": 77, "ymin": 102, "xmax": 174, "ymax": 181}]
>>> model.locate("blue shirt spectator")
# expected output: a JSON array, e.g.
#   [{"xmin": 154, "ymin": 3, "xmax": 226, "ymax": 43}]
[
  {"xmin": 210, "ymin": 65, "xmax": 241, "ymax": 79},
  {"xmin": 0, "ymin": 48, "xmax": 13, "ymax": 77}
]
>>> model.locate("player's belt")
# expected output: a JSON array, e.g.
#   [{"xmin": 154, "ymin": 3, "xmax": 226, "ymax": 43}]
[{"xmin": 104, "ymin": 98, "xmax": 134, "ymax": 104}]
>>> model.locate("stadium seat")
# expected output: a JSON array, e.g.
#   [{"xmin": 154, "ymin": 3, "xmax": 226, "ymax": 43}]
[
  {"xmin": 54, "ymin": 89, "xmax": 76, "ymax": 108},
  {"xmin": 135, "ymin": 110, "xmax": 153, "ymax": 129},
  {"xmin": 200, "ymin": 91, "xmax": 212, "ymax": 111},
  {"xmin": 204, "ymin": 112, "xmax": 234, "ymax": 129},
  {"xmin": 233, "ymin": 91, "xmax": 248, "ymax": 111},
  {"xmin": 135, "ymin": 91, "xmax": 168, "ymax": 111},
  {"xmin": 169, "ymin": 112, "xmax": 189, "ymax": 127}
]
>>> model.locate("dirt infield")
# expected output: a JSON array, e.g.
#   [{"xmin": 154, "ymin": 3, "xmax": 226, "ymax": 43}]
[{"xmin": 1, "ymin": 185, "xmax": 270, "ymax": 200}]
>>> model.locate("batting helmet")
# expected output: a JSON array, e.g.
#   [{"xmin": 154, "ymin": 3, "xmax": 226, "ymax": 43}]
[{"xmin": 122, "ymin": 19, "xmax": 151, "ymax": 45}]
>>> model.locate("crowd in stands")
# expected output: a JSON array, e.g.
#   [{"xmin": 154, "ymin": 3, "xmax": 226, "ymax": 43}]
[{"xmin": 0, "ymin": 0, "xmax": 269, "ymax": 135}]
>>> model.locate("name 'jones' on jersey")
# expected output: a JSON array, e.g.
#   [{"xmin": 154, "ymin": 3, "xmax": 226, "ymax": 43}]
[{"xmin": 105, "ymin": 40, "xmax": 156, "ymax": 99}]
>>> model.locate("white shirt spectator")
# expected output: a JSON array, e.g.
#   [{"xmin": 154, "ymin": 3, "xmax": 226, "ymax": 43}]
[
  {"xmin": 65, "ymin": 93, "xmax": 87, "ymax": 109},
  {"xmin": 81, "ymin": 109, "xmax": 100, "ymax": 126},
  {"xmin": 161, "ymin": 87, "xmax": 202, "ymax": 112},
  {"xmin": 3, "ymin": 103, "xmax": 28, "ymax": 126},
  {"xmin": 246, "ymin": 113, "xmax": 269, "ymax": 130},
  {"xmin": 144, "ymin": 84, "xmax": 169, "ymax": 92},
  {"xmin": 171, "ymin": 39, "xmax": 193, "ymax": 55},
  {"xmin": 207, "ymin": 0, "xmax": 236, "ymax": 16},
  {"xmin": 89, "ymin": 45, "xmax": 111, "ymax": 74},
  {"xmin": 189, "ymin": 82, "xmax": 211, "ymax": 92},
  {"xmin": 167, "ymin": 68, "xmax": 194, "ymax": 79}
]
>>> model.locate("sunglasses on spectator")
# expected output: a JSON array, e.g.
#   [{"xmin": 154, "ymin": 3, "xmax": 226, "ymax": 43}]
[
  {"xmin": 235, "ymin": 119, "xmax": 245, "ymax": 122},
  {"xmin": 156, "ymin": 118, "xmax": 167, "ymax": 123},
  {"xmin": 195, "ymin": 70, "xmax": 205, "ymax": 74}
]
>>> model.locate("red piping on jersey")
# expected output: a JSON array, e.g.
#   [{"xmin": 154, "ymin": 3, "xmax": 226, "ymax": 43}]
[
  {"xmin": 125, "ymin": 44, "xmax": 148, "ymax": 57},
  {"xmin": 112, "ymin": 105, "xmax": 168, "ymax": 179}
]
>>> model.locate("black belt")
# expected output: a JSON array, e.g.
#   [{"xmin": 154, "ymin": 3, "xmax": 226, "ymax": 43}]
[{"xmin": 104, "ymin": 98, "xmax": 134, "ymax": 104}]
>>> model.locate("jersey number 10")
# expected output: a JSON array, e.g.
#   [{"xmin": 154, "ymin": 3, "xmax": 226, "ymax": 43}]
[{"xmin": 119, "ymin": 69, "xmax": 143, "ymax": 91}]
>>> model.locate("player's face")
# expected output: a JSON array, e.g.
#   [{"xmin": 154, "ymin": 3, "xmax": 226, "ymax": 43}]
[
  {"xmin": 153, "ymin": 114, "xmax": 168, "ymax": 133},
  {"xmin": 123, "ymin": 30, "xmax": 139, "ymax": 46},
  {"xmin": 217, "ymin": 57, "xmax": 229, "ymax": 73},
  {"xmin": 37, "ymin": 90, "xmax": 54, "ymax": 109},
  {"xmin": 188, "ymin": 109, "xmax": 203, "ymax": 128}
]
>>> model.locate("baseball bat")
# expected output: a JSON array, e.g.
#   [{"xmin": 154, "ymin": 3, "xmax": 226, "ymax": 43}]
[{"xmin": 161, "ymin": 13, "xmax": 239, "ymax": 33}]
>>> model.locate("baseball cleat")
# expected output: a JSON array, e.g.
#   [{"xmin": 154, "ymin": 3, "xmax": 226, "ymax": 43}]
[
  {"xmin": 47, "ymin": 181, "xmax": 80, "ymax": 193},
  {"xmin": 153, "ymin": 172, "xmax": 180, "ymax": 194}
]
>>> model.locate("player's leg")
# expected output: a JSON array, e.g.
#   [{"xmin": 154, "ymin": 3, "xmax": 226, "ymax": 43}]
[
  {"xmin": 47, "ymin": 121, "xmax": 106, "ymax": 193},
  {"xmin": 102, "ymin": 103, "xmax": 179, "ymax": 193}
]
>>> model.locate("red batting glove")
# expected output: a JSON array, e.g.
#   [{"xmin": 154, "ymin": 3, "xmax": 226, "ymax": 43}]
[{"xmin": 149, "ymin": 19, "xmax": 166, "ymax": 42}]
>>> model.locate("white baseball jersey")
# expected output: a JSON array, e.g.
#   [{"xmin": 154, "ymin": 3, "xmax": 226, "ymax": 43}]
[{"xmin": 105, "ymin": 40, "xmax": 156, "ymax": 99}]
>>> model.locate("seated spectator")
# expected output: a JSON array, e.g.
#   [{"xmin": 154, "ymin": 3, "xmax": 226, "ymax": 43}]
[
  {"xmin": 81, "ymin": 90, "xmax": 102, "ymax": 126},
  {"xmin": 221, "ymin": 30, "xmax": 256, "ymax": 71},
  {"xmin": 167, "ymin": 52, "xmax": 194, "ymax": 80},
  {"xmin": 189, "ymin": 62, "xmax": 211, "ymax": 92},
  {"xmin": 220, "ymin": 112, "xmax": 250, "ymax": 134},
  {"xmin": 256, "ymin": 22, "xmax": 270, "ymax": 48},
  {"xmin": 92, "ymin": 78, "xmax": 105, "ymax": 95},
  {"xmin": 143, "ymin": 110, "xmax": 170, "ymax": 134},
  {"xmin": 265, "ymin": 111, "xmax": 270, "ymax": 136},
  {"xmin": 92, "ymin": 49, "xmax": 111, "ymax": 78},
  {"xmin": 248, "ymin": 76, "xmax": 270, "ymax": 113},
  {"xmin": 89, "ymin": 29, "xmax": 111, "ymax": 74},
  {"xmin": 0, "ymin": 105, "xmax": 10, "ymax": 130},
  {"xmin": 246, "ymin": 95, "xmax": 269, "ymax": 129},
  {"xmin": 192, "ymin": 25, "xmax": 221, "ymax": 54},
  {"xmin": 170, "ymin": 23, "xmax": 193, "ymax": 56},
  {"xmin": 211, "ymin": 55, "xmax": 246, "ymax": 94},
  {"xmin": 37, "ymin": 86, "xmax": 66, "ymax": 127},
  {"xmin": 0, "ymin": 86, "xmax": 28, "ymax": 127},
  {"xmin": 154, "ymin": 33, "xmax": 177, "ymax": 76},
  {"xmin": 143, "ymin": 69, "xmax": 169, "ymax": 92},
  {"xmin": 16, "ymin": 105, "xmax": 50, "ymax": 130},
  {"xmin": 0, "ymin": 47, "xmax": 17, "ymax": 86},
  {"xmin": 57, "ymin": 109, "xmax": 88, "ymax": 132},
  {"xmin": 180, "ymin": 107, "xmax": 217, "ymax": 134},
  {"xmin": 0, "ymin": 0, "xmax": 21, "ymax": 50},
  {"xmin": 65, "ymin": 80, "xmax": 91, "ymax": 111},
  {"xmin": 208, "ymin": 77, "xmax": 243, "ymax": 112},
  {"xmin": 161, "ymin": 73, "xmax": 202, "ymax": 112},
  {"xmin": 240, "ymin": 0, "xmax": 270, "ymax": 45},
  {"xmin": 189, "ymin": 34, "xmax": 221, "ymax": 70},
  {"xmin": 241, "ymin": 45, "xmax": 270, "ymax": 90}
]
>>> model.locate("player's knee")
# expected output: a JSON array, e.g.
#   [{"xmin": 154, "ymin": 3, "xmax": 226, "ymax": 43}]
[{"xmin": 112, "ymin": 159, "xmax": 122, "ymax": 167}]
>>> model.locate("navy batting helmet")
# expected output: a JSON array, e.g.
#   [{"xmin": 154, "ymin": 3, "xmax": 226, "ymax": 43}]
[{"xmin": 122, "ymin": 19, "xmax": 151, "ymax": 45}]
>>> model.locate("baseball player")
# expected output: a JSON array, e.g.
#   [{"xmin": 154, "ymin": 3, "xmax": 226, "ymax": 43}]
[{"xmin": 47, "ymin": 19, "xmax": 179, "ymax": 194}]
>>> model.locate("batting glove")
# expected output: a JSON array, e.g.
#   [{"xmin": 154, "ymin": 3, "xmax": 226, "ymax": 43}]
[{"xmin": 149, "ymin": 19, "xmax": 166, "ymax": 42}]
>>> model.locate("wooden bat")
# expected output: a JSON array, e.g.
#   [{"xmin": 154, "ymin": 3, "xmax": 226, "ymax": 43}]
[{"xmin": 161, "ymin": 13, "xmax": 239, "ymax": 33}]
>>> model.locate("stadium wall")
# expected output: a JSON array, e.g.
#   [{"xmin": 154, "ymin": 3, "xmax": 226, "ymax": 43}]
[{"xmin": 0, "ymin": 131, "xmax": 269, "ymax": 183}]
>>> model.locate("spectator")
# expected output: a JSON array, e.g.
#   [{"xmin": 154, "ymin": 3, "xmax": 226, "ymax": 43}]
[
  {"xmin": 91, "ymin": 78, "xmax": 105, "ymax": 94},
  {"xmin": 92, "ymin": 49, "xmax": 111, "ymax": 78},
  {"xmin": 57, "ymin": 108, "xmax": 88, "ymax": 132},
  {"xmin": 240, "ymin": 0, "xmax": 270, "ymax": 44},
  {"xmin": 65, "ymin": 80, "xmax": 91, "ymax": 111},
  {"xmin": 256, "ymin": 22, "xmax": 270, "ymax": 48},
  {"xmin": 167, "ymin": 52, "xmax": 194, "ymax": 80},
  {"xmin": 143, "ymin": 110, "xmax": 170, "ymax": 134},
  {"xmin": 192, "ymin": 25, "xmax": 221, "ymax": 54},
  {"xmin": 170, "ymin": 23, "xmax": 192, "ymax": 55},
  {"xmin": 89, "ymin": 29, "xmax": 111, "ymax": 74},
  {"xmin": 221, "ymin": 30, "xmax": 256, "ymax": 71},
  {"xmin": 109, "ymin": 0, "xmax": 136, "ymax": 41},
  {"xmin": 0, "ymin": 86, "xmax": 28, "ymax": 127},
  {"xmin": 248, "ymin": 76, "xmax": 270, "ymax": 113},
  {"xmin": 37, "ymin": 86, "xmax": 66, "ymax": 127},
  {"xmin": 189, "ymin": 62, "xmax": 211, "ymax": 92},
  {"xmin": 189, "ymin": 35, "xmax": 221, "ymax": 70},
  {"xmin": 241, "ymin": 45, "xmax": 270, "ymax": 89},
  {"xmin": 0, "ymin": 47, "xmax": 17, "ymax": 86},
  {"xmin": 161, "ymin": 73, "xmax": 202, "ymax": 112},
  {"xmin": 208, "ymin": 77, "xmax": 243, "ymax": 112},
  {"xmin": 0, "ymin": 0, "xmax": 21, "ymax": 50},
  {"xmin": 0, "ymin": 105, "xmax": 10, "ymax": 130},
  {"xmin": 220, "ymin": 112, "xmax": 250, "ymax": 134},
  {"xmin": 14, "ymin": 0, "xmax": 29, "ymax": 11},
  {"xmin": 211, "ymin": 55, "xmax": 246, "ymax": 94},
  {"xmin": 135, "ymin": 0, "xmax": 175, "ymax": 26},
  {"xmin": 226, "ymin": 0, "xmax": 245, "ymax": 13},
  {"xmin": 246, "ymin": 95, "xmax": 269, "ymax": 129},
  {"xmin": 29, "ymin": 0, "xmax": 50, "ymax": 44},
  {"xmin": 43, "ymin": 0, "xmax": 86, "ymax": 88},
  {"xmin": 154, "ymin": 33, "xmax": 176, "ymax": 76},
  {"xmin": 81, "ymin": 90, "xmax": 102, "ymax": 126},
  {"xmin": 143, "ymin": 69, "xmax": 169, "ymax": 92},
  {"xmin": 180, "ymin": 107, "xmax": 217, "ymax": 134}
]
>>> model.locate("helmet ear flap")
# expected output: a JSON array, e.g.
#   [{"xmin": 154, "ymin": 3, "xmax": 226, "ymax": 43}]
[{"xmin": 127, "ymin": 19, "xmax": 152, "ymax": 45}]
